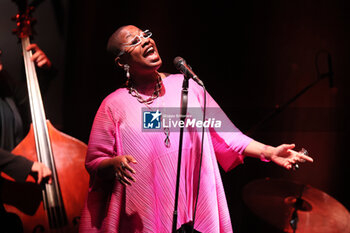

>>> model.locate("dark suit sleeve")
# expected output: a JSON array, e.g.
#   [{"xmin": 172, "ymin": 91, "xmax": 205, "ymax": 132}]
[{"xmin": 0, "ymin": 148, "xmax": 33, "ymax": 182}]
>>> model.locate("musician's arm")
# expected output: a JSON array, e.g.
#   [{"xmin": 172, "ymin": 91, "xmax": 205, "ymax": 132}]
[
  {"xmin": 0, "ymin": 148, "xmax": 33, "ymax": 182},
  {"xmin": 0, "ymin": 148, "xmax": 52, "ymax": 184}
]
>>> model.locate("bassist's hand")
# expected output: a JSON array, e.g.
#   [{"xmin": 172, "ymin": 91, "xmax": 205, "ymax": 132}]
[
  {"xmin": 26, "ymin": 44, "xmax": 52, "ymax": 69},
  {"xmin": 31, "ymin": 161, "xmax": 52, "ymax": 184}
]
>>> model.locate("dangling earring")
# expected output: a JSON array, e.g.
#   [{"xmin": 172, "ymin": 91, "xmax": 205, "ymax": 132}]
[
  {"xmin": 124, "ymin": 64, "xmax": 131, "ymax": 86},
  {"xmin": 124, "ymin": 64, "xmax": 130, "ymax": 78}
]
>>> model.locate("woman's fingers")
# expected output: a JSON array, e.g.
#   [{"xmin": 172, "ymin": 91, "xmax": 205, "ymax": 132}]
[
  {"xmin": 284, "ymin": 146, "xmax": 313, "ymax": 163},
  {"xmin": 116, "ymin": 170, "xmax": 135, "ymax": 186},
  {"xmin": 122, "ymin": 169, "xmax": 136, "ymax": 182},
  {"xmin": 126, "ymin": 155, "xmax": 137, "ymax": 164},
  {"xmin": 299, "ymin": 153, "xmax": 314, "ymax": 163},
  {"xmin": 123, "ymin": 155, "xmax": 137, "ymax": 176},
  {"xmin": 123, "ymin": 161, "xmax": 136, "ymax": 174},
  {"xmin": 115, "ymin": 171, "xmax": 131, "ymax": 186},
  {"xmin": 120, "ymin": 175, "xmax": 133, "ymax": 186},
  {"xmin": 283, "ymin": 143, "xmax": 295, "ymax": 151},
  {"xmin": 284, "ymin": 149, "xmax": 314, "ymax": 171},
  {"xmin": 272, "ymin": 144, "xmax": 314, "ymax": 171},
  {"xmin": 115, "ymin": 155, "xmax": 137, "ymax": 186}
]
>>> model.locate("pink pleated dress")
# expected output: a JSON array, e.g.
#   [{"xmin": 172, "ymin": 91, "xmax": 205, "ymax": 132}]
[{"xmin": 79, "ymin": 74, "xmax": 252, "ymax": 233}]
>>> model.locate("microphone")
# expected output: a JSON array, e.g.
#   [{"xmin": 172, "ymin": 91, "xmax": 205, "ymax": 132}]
[
  {"xmin": 327, "ymin": 53, "xmax": 334, "ymax": 88},
  {"xmin": 174, "ymin": 57, "xmax": 204, "ymax": 87}
]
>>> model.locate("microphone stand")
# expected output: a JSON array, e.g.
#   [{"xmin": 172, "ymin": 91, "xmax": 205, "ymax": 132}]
[
  {"xmin": 246, "ymin": 72, "xmax": 332, "ymax": 136},
  {"xmin": 172, "ymin": 77, "xmax": 189, "ymax": 233}
]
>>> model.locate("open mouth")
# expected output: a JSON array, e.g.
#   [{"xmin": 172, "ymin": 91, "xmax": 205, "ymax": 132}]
[{"xmin": 143, "ymin": 46, "xmax": 155, "ymax": 57}]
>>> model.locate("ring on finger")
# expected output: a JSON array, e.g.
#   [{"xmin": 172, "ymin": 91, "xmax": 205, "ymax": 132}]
[
  {"xmin": 292, "ymin": 148, "xmax": 309, "ymax": 169},
  {"xmin": 290, "ymin": 158, "xmax": 299, "ymax": 170},
  {"xmin": 293, "ymin": 163, "xmax": 299, "ymax": 170},
  {"xmin": 299, "ymin": 148, "xmax": 308, "ymax": 155},
  {"xmin": 115, "ymin": 172, "xmax": 122, "ymax": 181}
]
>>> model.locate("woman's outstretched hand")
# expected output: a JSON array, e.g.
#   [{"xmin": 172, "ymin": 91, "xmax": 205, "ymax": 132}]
[{"xmin": 270, "ymin": 144, "xmax": 313, "ymax": 170}]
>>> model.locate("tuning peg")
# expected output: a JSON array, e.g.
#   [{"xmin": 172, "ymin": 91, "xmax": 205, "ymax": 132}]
[{"xmin": 11, "ymin": 4, "xmax": 36, "ymax": 39}]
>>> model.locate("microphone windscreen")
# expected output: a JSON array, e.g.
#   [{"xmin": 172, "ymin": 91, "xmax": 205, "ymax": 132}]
[{"xmin": 173, "ymin": 56, "xmax": 185, "ymax": 69}]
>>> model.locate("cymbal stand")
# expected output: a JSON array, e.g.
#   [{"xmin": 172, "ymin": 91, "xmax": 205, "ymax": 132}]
[{"xmin": 289, "ymin": 185, "xmax": 305, "ymax": 233}]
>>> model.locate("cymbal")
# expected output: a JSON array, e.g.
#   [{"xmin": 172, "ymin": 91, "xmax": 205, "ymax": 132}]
[{"xmin": 242, "ymin": 178, "xmax": 350, "ymax": 233}]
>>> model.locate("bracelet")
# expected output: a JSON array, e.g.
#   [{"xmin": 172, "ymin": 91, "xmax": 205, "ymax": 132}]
[{"xmin": 260, "ymin": 145, "xmax": 271, "ymax": 162}]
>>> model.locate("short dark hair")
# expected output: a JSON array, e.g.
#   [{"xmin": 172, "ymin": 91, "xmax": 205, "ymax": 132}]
[{"xmin": 106, "ymin": 25, "xmax": 129, "ymax": 56}]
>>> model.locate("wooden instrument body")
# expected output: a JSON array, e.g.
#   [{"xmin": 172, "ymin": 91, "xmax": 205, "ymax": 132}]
[
  {"xmin": 2, "ymin": 121, "xmax": 89, "ymax": 232},
  {"xmin": 1, "ymin": 3, "xmax": 89, "ymax": 232}
]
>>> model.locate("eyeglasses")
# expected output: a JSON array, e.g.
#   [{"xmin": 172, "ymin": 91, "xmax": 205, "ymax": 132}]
[{"xmin": 117, "ymin": 30, "xmax": 152, "ymax": 57}]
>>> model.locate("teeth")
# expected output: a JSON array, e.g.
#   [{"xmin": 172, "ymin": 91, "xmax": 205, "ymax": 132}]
[{"xmin": 145, "ymin": 47, "xmax": 154, "ymax": 56}]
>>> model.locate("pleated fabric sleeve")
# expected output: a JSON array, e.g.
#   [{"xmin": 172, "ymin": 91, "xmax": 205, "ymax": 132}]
[
  {"xmin": 189, "ymin": 78, "xmax": 252, "ymax": 172},
  {"xmin": 85, "ymin": 99, "xmax": 118, "ymax": 179},
  {"xmin": 79, "ymin": 74, "xmax": 253, "ymax": 233}
]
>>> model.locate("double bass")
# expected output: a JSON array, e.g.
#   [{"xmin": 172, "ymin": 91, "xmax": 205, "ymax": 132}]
[{"xmin": 1, "ymin": 2, "xmax": 89, "ymax": 232}]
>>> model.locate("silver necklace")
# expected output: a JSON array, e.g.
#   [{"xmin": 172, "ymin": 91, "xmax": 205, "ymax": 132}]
[
  {"xmin": 128, "ymin": 74, "xmax": 170, "ymax": 148},
  {"xmin": 128, "ymin": 75, "xmax": 162, "ymax": 105}
]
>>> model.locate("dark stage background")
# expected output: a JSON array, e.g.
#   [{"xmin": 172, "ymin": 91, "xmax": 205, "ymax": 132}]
[{"xmin": 1, "ymin": 0, "xmax": 349, "ymax": 232}]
